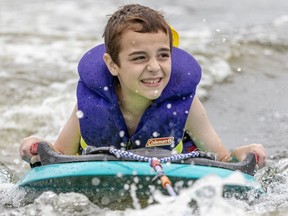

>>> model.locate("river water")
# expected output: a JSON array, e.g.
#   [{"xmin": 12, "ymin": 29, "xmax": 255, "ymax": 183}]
[{"xmin": 0, "ymin": 0, "xmax": 288, "ymax": 215}]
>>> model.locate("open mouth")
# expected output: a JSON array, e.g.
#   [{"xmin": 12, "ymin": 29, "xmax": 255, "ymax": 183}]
[{"xmin": 141, "ymin": 78, "xmax": 162, "ymax": 85}]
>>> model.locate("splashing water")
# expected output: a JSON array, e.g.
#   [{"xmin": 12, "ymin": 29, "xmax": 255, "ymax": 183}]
[
  {"xmin": 0, "ymin": 170, "xmax": 272, "ymax": 216},
  {"xmin": 1, "ymin": 161, "xmax": 288, "ymax": 216}
]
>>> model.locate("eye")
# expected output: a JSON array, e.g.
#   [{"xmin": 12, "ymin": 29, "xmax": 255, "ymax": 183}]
[
  {"xmin": 132, "ymin": 56, "xmax": 145, "ymax": 61},
  {"xmin": 131, "ymin": 55, "xmax": 147, "ymax": 63},
  {"xmin": 158, "ymin": 52, "xmax": 170, "ymax": 60}
]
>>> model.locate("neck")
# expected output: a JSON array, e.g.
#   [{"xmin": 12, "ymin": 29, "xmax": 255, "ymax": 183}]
[{"xmin": 115, "ymin": 84, "xmax": 152, "ymax": 117}]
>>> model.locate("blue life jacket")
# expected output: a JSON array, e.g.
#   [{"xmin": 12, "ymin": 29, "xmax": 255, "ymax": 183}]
[{"xmin": 77, "ymin": 44, "xmax": 201, "ymax": 151}]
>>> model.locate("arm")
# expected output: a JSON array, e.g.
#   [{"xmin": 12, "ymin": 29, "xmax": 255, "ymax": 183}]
[
  {"xmin": 185, "ymin": 96, "xmax": 230, "ymax": 161},
  {"xmin": 53, "ymin": 104, "xmax": 81, "ymax": 155},
  {"xmin": 185, "ymin": 96, "xmax": 266, "ymax": 168}
]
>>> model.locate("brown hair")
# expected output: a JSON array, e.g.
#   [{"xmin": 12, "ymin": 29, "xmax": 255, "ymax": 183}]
[{"xmin": 102, "ymin": 4, "xmax": 172, "ymax": 66}]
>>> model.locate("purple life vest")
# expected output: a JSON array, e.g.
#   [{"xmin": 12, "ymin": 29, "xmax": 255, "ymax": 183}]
[{"xmin": 77, "ymin": 44, "xmax": 201, "ymax": 150}]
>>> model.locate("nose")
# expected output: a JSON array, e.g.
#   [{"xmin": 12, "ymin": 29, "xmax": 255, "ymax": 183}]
[{"xmin": 147, "ymin": 58, "xmax": 161, "ymax": 73}]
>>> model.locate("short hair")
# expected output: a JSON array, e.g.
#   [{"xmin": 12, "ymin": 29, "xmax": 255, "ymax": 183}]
[{"xmin": 102, "ymin": 4, "xmax": 172, "ymax": 66}]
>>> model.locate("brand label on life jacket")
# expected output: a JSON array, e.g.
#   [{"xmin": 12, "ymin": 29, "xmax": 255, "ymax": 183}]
[{"xmin": 145, "ymin": 137, "xmax": 174, "ymax": 147}]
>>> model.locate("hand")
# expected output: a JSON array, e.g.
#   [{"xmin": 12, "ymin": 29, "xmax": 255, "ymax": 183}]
[
  {"xmin": 19, "ymin": 136, "xmax": 41, "ymax": 164},
  {"xmin": 230, "ymin": 143, "xmax": 266, "ymax": 169}
]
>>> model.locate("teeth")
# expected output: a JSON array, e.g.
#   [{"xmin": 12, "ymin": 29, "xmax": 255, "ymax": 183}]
[{"xmin": 142, "ymin": 79, "xmax": 160, "ymax": 84}]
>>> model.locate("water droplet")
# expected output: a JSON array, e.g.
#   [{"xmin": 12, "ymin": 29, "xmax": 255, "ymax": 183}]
[
  {"xmin": 117, "ymin": 172, "xmax": 123, "ymax": 178},
  {"xmin": 91, "ymin": 177, "xmax": 100, "ymax": 186},
  {"xmin": 76, "ymin": 110, "xmax": 84, "ymax": 119},
  {"xmin": 133, "ymin": 177, "xmax": 139, "ymax": 183},
  {"xmin": 119, "ymin": 190, "xmax": 125, "ymax": 196},
  {"xmin": 103, "ymin": 86, "xmax": 109, "ymax": 91},
  {"xmin": 135, "ymin": 140, "xmax": 141, "ymax": 146},
  {"xmin": 152, "ymin": 131, "xmax": 160, "ymax": 137},
  {"xmin": 167, "ymin": 103, "xmax": 172, "ymax": 109},
  {"xmin": 185, "ymin": 110, "xmax": 189, "ymax": 114},
  {"xmin": 119, "ymin": 130, "xmax": 125, "ymax": 137},
  {"xmin": 171, "ymin": 149, "xmax": 178, "ymax": 155},
  {"xmin": 110, "ymin": 187, "xmax": 115, "ymax": 191},
  {"xmin": 101, "ymin": 196, "xmax": 110, "ymax": 205},
  {"xmin": 124, "ymin": 184, "xmax": 130, "ymax": 190},
  {"xmin": 153, "ymin": 90, "xmax": 159, "ymax": 97},
  {"xmin": 173, "ymin": 111, "xmax": 177, "ymax": 115},
  {"xmin": 145, "ymin": 177, "xmax": 150, "ymax": 181},
  {"xmin": 132, "ymin": 171, "xmax": 137, "ymax": 175}
]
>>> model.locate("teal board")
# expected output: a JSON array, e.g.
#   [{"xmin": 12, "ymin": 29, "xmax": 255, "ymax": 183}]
[
  {"xmin": 17, "ymin": 143, "xmax": 260, "ymax": 209},
  {"xmin": 18, "ymin": 160, "xmax": 255, "ymax": 187}
]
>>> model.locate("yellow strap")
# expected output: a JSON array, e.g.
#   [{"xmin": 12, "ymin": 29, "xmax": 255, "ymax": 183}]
[
  {"xmin": 80, "ymin": 136, "xmax": 88, "ymax": 150},
  {"xmin": 170, "ymin": 25, "xmax": 179, "ymax": 47},
  {"xmin": 173, "ymin": 140, "xmax": 183, "ymax": 153}
]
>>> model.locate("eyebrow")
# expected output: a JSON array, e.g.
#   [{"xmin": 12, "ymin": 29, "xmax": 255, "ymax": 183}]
[{"xmin": 128, "ymin": 48, "xmax": 171, "ymax": 56}]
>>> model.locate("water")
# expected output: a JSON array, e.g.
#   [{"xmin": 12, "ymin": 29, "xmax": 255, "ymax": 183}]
[{"xmin": 1, "ymin": 0, "xmax": 288, "ymax": 215}]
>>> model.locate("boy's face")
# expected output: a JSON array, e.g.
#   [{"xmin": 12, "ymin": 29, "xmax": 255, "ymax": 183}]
[{"xmin": 109, "ymin": 30, "xmax": 171, "ymax": 101}]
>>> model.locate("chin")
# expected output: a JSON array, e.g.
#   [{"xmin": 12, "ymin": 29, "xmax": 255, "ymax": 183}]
[{"xmin": 146, "ymin": 90, "xmax": 163, "ymax": 100}]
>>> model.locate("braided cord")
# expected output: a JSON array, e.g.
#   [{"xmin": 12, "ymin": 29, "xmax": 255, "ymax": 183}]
[
  {"xmin": 158, "ymin": 151, "xmax": 200, "ymax": 163},
  {"xmin": 108, "ymin": 147, "xmax": 200, "ymax": 163}
]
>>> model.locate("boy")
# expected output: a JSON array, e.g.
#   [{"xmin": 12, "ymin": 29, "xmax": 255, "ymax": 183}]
[{"xmin": 20, "ymin": 4, "xmax": 266, "ymax": 168}]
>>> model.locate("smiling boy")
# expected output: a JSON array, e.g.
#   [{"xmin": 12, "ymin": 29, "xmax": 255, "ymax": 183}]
[
  {"xmin": 103, "ymin": 30, "xmax": 171, "ymax": 136},
  {"xmin": 20, "ymin": 4, "xmax": 266, "ymax": 168}
]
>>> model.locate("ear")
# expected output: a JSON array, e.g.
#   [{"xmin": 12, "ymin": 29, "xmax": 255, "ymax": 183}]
[{"xmin": 103, "ymin": 53, "xmax": 118, "ymax": 76}]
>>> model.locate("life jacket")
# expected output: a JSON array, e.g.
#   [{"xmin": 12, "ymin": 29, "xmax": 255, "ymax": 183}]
[{"xmin": 77, "ymin": 44, "xmax": 201, "ymax": 152}]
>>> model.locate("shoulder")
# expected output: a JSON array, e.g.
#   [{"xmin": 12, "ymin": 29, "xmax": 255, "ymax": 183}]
[
  {"xmin": 171, "ymin": 47, "xmax": 202, "ymax": 86},
  {"xmin": 158, "ymin": 47, "xmax": 202, "ymax": 101},
  {"xmin": 78, "ymin": 44, "xmax": 112, "ymax": 93}
]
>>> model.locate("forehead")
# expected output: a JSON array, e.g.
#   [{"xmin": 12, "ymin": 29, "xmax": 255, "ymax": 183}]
[{"xmin": 119, "ymin": 30, "xmax": 170, "ymax": 53}]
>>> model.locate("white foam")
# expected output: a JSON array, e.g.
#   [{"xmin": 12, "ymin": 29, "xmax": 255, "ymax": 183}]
[{"xmin": 273, "ymin": 15, "xmax": 288, "ymax": 26}]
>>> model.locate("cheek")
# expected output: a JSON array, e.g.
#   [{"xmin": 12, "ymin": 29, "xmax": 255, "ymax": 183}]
[
  {"xmin": 123, "ymin": 65, "xmax": 143, "ymax": 78},
  {"xmin": 164, "ymin": 63, "xmax": 172, "ymax": 77},
  {"xmin": 118, "ymin": 69, "xmax": 138, "ymax": 85}
]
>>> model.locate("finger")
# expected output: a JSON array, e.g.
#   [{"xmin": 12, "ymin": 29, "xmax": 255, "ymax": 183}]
[
  {"xmin": 20, "ymin": 149, "xmax": 33, "ymax": 162},
  {"xmin": 251, "ymin": 151, "xmax": 259, "ymax": 163},
  {"xmin": 258, "ymin": 155, "xmax": 267, "ymax": 168},
  {"xmin": 30, "ymin": 142, "xmax": 39, "ymax": 155},
  {"xmin": 30, "ymin": 155, "xmax": 40, "ymax": 164},
  {"xmin": 253, "ymin": 150, "xmax": 266, "ymax": 168}
]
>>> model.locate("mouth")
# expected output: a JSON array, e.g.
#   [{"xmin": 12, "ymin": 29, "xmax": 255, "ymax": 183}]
[{"xmin": 140, "ymin": 78, "xmax": 162, "ymax": 86}]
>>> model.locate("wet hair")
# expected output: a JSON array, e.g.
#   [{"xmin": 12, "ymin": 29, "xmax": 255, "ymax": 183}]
[{"xmin": 102, "ymin": 4, "xmax": 172, "ymax": 66}]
